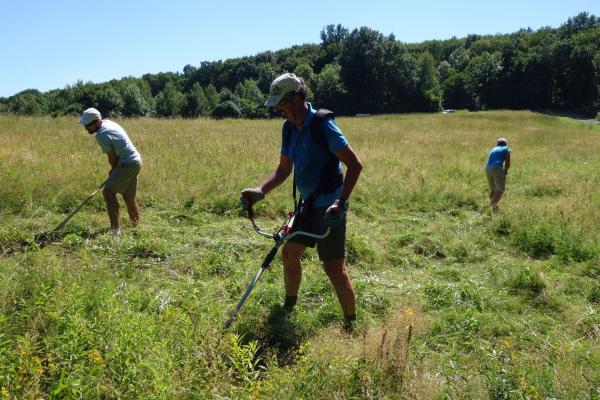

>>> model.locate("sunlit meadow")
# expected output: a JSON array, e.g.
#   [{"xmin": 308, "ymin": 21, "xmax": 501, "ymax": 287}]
[{"xmin": 0, "ymin": 111, "xmax": 599, "ymax": 398}]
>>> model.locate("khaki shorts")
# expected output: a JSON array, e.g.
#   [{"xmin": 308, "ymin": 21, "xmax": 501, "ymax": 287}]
[
  {"xmin": 287, "ymin": 206, "xmax": 346, "ymax": 261},
  {"xmin": 106, "ymin": 163, "xmax": 141, "ymax": 196},
  {"xmin": 486, "ymin": 165, "xmax": 506, "ymax": 191}
]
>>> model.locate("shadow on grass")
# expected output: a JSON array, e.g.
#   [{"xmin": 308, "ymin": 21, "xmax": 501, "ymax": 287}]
[{"xmin": 263, "ymin": 304, "xmax": 303, "ymax": 365}]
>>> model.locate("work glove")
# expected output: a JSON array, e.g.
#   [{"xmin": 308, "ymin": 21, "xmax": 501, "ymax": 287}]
[
  {"xmin": 240, "ymin": 187, "xmax": 265, "ymax": 207},
  {"xmin": 324, "ymin": 198, "xmax": 347, "ymax": 228}
]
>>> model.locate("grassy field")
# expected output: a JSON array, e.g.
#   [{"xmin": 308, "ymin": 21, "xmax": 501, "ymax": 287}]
[{"xmin": 0, "ymin": 111, "xmax": 599, "ymax": 399}]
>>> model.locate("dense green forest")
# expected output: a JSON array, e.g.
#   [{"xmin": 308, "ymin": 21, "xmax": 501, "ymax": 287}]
[{"xmin": 1, "ymin": 12, "xmax": 599, "ymax": 118}]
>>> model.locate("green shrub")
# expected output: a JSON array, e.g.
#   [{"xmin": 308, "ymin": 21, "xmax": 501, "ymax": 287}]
[
  {"xmin": 555, "ymin": 230, "xmax": 598, "ymax": 262},
  {"xmin": 346, "ymin": 233, "xmax": 376, "ymax": 266},
  {"xmin": 62, "ymin": 232, "xmax": 84, "ymax": 248},
  {"xmin": 427, "ymin": 309, "xmax": 482, "ymax": 345},
  {"xmin": 512, "ymin": 224, "xmax": 555, "ymax": 259},
  {"xmin": 491, "ymin": 215, "xmax": 511, "ymax": 237},
  {"xmin": 119, "ymin": 237, "xmax": 170, "ymax": 259},
  {"xmin": 390, "ymin": 232, "xmax": 416, "ymax": 248},
  {"xmin": 424, "ymin": 283, "xmax": 453, "ymax": 309},
  {"xmin": 212, "ymin": 101, "xmax": 242, "ymax": 119},
  {"xmin": 423, "ymin": 282, "xmax": 482, "ymax": 310},
  {"xmin": 576, "ymin": 315, "xmax": 600, "ymax": 340},
  {"xmin": 588, "ymin": 284, "xmax": 600, "ymax": 303},
  {"xmin": 447, "ymin": 241, "xmax": 471, "ymax": 262},
  {"xmin": 507, "ymin": 266, "xmax": 546, "ymax": 296},
  {"xmin": 412, "ymin": 235, "xmax": 445, "ymax": 258}
]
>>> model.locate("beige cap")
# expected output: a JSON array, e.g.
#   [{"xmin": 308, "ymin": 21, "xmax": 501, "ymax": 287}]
[
  {"xmin": 79, "ymin": 108, "xmax": 101, "ymax": 125},
  {"xmin": 497, "ymin": 137, "xmax": 508, "ymax": 146},
  {"xmin": 264, "ymin": 73, "xmax": 302, "ymax": 107}
]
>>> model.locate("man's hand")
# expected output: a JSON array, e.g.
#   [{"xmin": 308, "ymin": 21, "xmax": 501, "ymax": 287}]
[
  {"xmin": 240, "ymin": 187, "xmax": 265, "ymax": 206},
  {"xmin": 324, "ymin": 199, "xmax": 347, "ymax": 227}
]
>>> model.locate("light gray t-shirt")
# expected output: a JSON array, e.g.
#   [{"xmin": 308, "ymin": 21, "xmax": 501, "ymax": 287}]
[{"xmin": 95, "ymin": 120, "xmax": 141, "ymax": 166}]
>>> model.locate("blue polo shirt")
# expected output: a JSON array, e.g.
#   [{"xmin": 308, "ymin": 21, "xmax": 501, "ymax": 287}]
[
  {"xmin": 486, "ymin": 145, "xmax": 510, "ymax": 169},
  {"xmin": 280, "ymin": 103, "xmax": 348, "ymax": 208},
  {"xmin": 95, "ymin": 120, "xmax": 142, "ymax": 166}
]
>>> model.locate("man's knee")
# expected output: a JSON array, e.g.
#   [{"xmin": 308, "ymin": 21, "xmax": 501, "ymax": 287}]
[
  {"xmin": 323, "ymin": 258, "xmax": 346, "ymax": 277},
  {"xmin": 282, "ymin": 243, "xmax": 304, "ymax": 264},
  {"xmin": 122, "ymin": 193, "xmax": 137, "ymax": 205},
  {"xmin": 103, "ymin": 187, "xmax": 117, "ymax": 199}
]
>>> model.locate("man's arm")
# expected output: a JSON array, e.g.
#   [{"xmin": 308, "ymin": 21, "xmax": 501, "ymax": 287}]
[
  {"xmin": 334, "ymin": 145, "xmax": 363, "ymax": 201},
  {"xmin": 259, "ymin": 155, "xmax": 293, "ymax": 195},
  {"xmin": 504, "ymin": 152, "xmax": 511, "ymax": 174},
  {"xmin": 106, "ymin": 151, "xmax": 118, "ymax": 168}
]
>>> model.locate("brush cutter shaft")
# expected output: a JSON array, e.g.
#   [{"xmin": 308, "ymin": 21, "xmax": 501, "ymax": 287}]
[
  {"xmin": 224, "ymin": 238, "xmax": 284, "ymax": 329},
  {"xmin": 36, "ymin": 179, "xmax": 108, "ymax": 246},
  {"xmin": 52, "ymin": 180, "xmax": 108, "ymax": 233},
  {"xmin": 224, "ymin": 266, "xmax": 266, "ymax": 329}
]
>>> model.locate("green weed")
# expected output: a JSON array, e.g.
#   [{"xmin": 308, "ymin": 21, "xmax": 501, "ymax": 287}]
[
  {"xmin": 412, "ymin": 235, "xmax": 446, "ymax": 258},
  {"xmin": 512, "ymin": 224, "xmax": 556, "ymax": 259},
  {"xmin": 507, "ymin": 266, "xmax": 546, "ymax": 297},
  {"xmin": 555, "ymin": 230, "xmax": 598, "ymax": 263}
]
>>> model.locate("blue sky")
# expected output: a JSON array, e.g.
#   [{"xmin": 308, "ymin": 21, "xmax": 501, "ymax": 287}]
[{"xmin": 1, "ymin": 0, "xmax": 598, "ymax": 97}]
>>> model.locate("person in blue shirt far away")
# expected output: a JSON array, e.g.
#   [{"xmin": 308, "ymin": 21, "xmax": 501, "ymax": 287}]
[{"xmin": 485, "ymin": 137, "xmax": 511, "ymax": 212}]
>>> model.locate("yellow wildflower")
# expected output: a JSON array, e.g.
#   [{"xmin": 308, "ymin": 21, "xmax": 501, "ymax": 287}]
[{"xmin": 88, "ymin": 349, "xmax": 103, "ymax": 364}]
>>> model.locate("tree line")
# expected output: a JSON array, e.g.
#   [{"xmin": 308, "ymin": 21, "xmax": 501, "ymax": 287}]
[{"xmin": 1, "ymin": 12, "xmax": 598, "ymax": 118}]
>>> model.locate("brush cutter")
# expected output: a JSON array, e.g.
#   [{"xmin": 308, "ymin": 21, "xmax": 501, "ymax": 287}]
[
  {"xmin": 35, "ymin": 179, "xmax": 108, "ymax": 246},
  {"xmin": 224, "ymin": 197, "xmax": 330, "ymax": 329}
]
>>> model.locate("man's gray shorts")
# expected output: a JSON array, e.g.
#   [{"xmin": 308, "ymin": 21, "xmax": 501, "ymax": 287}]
[
  {"xmin": 106, "ymin": 163, "xmax": 141, "ymax": 197},
  {"xmin": 486, "ymin": 165, "xmax": 506, "ymax": 191},
  {"xmin": 287, "ymin": 206, "xmax": 346, "ymax": 261}
]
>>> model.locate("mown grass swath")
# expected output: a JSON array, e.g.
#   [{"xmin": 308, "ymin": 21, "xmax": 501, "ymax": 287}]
[{"xmin": 0, "ymin": 111, "xmax": 599, "ymax": 398}]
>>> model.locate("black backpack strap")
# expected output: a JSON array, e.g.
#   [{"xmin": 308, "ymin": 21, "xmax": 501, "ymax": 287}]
[
  {"xmin": 311, "ymin": 109, "xmax": 343, "ymax": 195},
  {"xmin": 310, "ymin": 109, "xmax": 335, "ymax": 148}
]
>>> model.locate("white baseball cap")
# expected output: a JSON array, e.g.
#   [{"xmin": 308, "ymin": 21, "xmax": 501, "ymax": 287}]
[
  {"xmin": 79, "ymin": 108, "xmax": 102, "ymax": 125},
  {"xmin": 264, "ymin": 73, "xmax": 302, "ymax": 107},
  {"xmin": 497, "ymin": 137, "xmax": 508, "ymax": 146}
]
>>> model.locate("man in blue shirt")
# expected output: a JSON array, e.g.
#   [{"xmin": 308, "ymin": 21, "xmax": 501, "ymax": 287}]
[
  {"xmin": 242, "ymin": 73, "xmax": 363, "ymax": 330},
  {"xmin": 80, "ymin": 108, "xmax": 142, "ymax": 235},
  {"xmin": 486, "ymin": 137, "xmax": 511, "ymax": 212}
]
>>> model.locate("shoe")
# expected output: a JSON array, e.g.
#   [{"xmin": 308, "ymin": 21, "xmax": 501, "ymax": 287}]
[
  {"xmin": 283, "ymin": 296, "xmax": 297, "ymax": 311},
  {"xmin": 343, "ymin": 314, "xmax": 356, "ymax": 333},
  {"xmin": 111, "ymin": 228, "xmax": 121, "ymax": 237}
]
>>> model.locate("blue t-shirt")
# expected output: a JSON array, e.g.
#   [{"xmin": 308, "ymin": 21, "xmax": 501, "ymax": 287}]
[
  {"xmin": 486, "ymin": 145, "xmax": 510, "ymax": 169},
  {"xmin": 280, "ymin": 103, "xmax": 348, "ymax": 208},
  {"xmin": 95, "ymin": 120, "xmax": 142, "ymax": 166}
]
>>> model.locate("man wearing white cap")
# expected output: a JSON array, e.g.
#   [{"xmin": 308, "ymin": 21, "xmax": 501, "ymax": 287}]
[
  {"xmin": 241, "ymin": 73, "xmax": 363, "ymax": 330},
  {"xmin": 80, "ymin": 108, "xmax": 142, "ymax": 235},
  {"xmin": 485, "ymin": 137, "xmax": 511, "ymax": 212}
]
